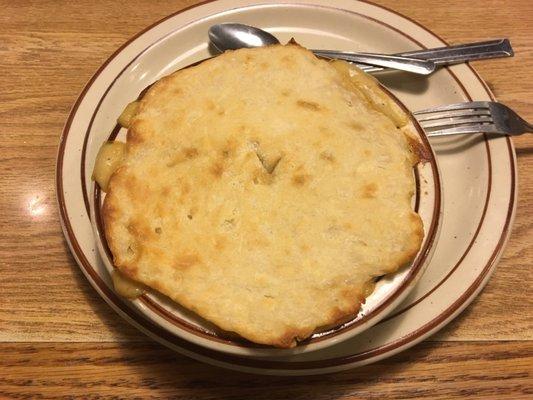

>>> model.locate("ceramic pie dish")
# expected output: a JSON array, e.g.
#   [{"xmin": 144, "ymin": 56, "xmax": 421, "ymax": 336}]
[{"xmin": 88, "ymin": 49, "xmax": 442, "ymax": 356}]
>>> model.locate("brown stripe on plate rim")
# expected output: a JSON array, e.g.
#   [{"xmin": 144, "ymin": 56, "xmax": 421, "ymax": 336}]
[{"xmin": 56, "ymin": 0, "xmax": 516, "ymax": 370}]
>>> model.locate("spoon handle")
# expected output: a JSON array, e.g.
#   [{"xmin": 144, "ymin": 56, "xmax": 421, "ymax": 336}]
[
  {"xmin": 312, "ymin": 39, "xmax": 513, "ymax": 73},
  {"xmin": 311, "ymin": 51, "xmax": 436, "ymax": 75}
]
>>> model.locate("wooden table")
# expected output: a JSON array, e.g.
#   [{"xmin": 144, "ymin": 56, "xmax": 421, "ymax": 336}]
[{"xmin": 1, "ymin": 0, "xmax": 531, "ymax": 398}]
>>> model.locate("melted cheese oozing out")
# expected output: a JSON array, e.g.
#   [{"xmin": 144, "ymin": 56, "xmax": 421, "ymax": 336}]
[
  {"xmin": 111, "ymin": 269, "xmax": 145, "ymax": 299},
  {"xmin": 362, "ymin": 279, "xmax": 376, "ymax": 298},
  {"xmin": 118, "ymin": 101, "xmax": 140, "ymax": 128},
  {"xmin": 92, "ymin": 141, "xmax": 126, "ymax": 192}
]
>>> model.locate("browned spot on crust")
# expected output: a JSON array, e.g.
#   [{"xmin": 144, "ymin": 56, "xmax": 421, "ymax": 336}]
[
  {"xmin": 260, "ymin": 62, "xmax": 269, "ymax": 69},
  {"xmin": 299, "ymin": 243, "xmax": 310, "ymax": 252},
  {"xmin": 406, "ymin": 135, "xmax": 429, "ymax": 164},
  {"xmin": 184, "ymin": 147, "xmax": 198, "ymax": 159},
  {"xmin": 274, "ymin": 326, "xmax": 314, "ymax": 348},
  {"xmin": 217, "ymin": 109, "xmax": 225, "ymax": 116},
  {"xmin": 126, "ymin": 126, "xmax": 145, "ymax": 146},
  {"xmin": 362, "ymin": 182, "xmax": 378, "ymax": 198},
  {"xmin": 343, "ymin": 222, "xmax": 353, "ymax": 230},
  {"xmin": 210, "ymin": 161, "xmax": 224, "ymax": 178},
  {"xmin": 364, "ymin": 149, "xmax": 372, "ymax": 156},
  {"xmin": 348, "ymin": 121, "xmax": 363, "ymax": 131},
  {"xmin": 214, "ymin": 236, "xmax": 226, "ymax": 251},
  {"xmin": 328, "ymin": 306, "xmax": 353, "ymax": 328},
  {"xmin": 167, "ymin": 147, "xmax": 199, "ymax": 167},
  {"xmin": 281, "ymin": 90, "xmax": 290, "ymax": 97},
  {"xmin": 206, "ymin": 100, "xmax": 215, "ymax": 110},
  {"xmin": 125, "ymin": 175, "xmax": 148, "ymax": 199},
  {"xmin": 296, "ymin": 100, "xmax": 321, "ymax": 111},
  {"xmin": 319, "ymin": 151, "xmax": 335, "ymax": 162},
  {"xmin": 292, "ymin": 173, "xmax": 310, "ymax": 186},
  {"xmin": 173, "ymin": 253, "xmax": 201, "ymax": 269},
  {"xmin": 127, "ymin": 219, "xmax": 153, "ymax": 240},
  {"xmin": 101, "ymin": 199, "xmax": 116, "ymax": 229},
  {"xmin": 342, "ymin": 287, "xmax": 365, "ymax": 305},
  {"xmin": 221, "ymin": 139, "xmax": 237, "ymax": 159},
  {"xmin": 245, "ymin": 54, "xmax": 254, "ymax": 62},
  {"xmin": 161, "ymin": 186, "xmax": 171, "ymax": 196},
  {"xmin": 252, "ymin": 170, "xmax": 273, "ymax": 185},
  {"xmin": 323, "ymin": 289, "xmax": 364, "ymax": 331}
]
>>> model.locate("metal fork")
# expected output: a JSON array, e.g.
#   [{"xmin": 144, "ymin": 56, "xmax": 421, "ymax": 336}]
[{"xmin": 414, "ymin": 101, "xmax": 532, "ymax": 137}]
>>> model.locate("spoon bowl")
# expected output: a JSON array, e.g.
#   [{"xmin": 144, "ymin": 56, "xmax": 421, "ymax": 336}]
[{"xmin": 209, "ymin": 23, "xmax": 279, "ymax": 51}]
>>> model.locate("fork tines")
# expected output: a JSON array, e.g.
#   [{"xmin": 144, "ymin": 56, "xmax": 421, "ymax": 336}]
[
  {"xmin": 414, "ymin": 101, "xmax": 496, "ymax": 135},
  {"xmin": 414, "ymin": 101, "xmax": 531, "ymax": 137}
]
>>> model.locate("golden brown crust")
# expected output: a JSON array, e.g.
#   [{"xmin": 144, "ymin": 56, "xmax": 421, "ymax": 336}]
[
  {"xmin": 101, "ymin": 44, "xmax": 424, "ymax": 348},
  {"xmin": 406, "ymin": 134, "xmax": 431, "ymax": 164}
]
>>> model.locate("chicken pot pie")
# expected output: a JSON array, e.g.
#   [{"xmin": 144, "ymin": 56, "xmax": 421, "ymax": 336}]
[{"xmin": 97, "ymin": 43, "xmax": 424, "ymax": 348}]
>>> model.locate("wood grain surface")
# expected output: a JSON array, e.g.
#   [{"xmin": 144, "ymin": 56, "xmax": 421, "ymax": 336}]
[{"xmin": 0, "ymin": 0, "xmax": 531, "ymax": 398}]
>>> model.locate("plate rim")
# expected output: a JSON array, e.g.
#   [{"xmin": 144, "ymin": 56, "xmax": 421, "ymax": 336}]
[{"xmin": 55, "ymin": 0, "xmax": 517, "ymax": 374}]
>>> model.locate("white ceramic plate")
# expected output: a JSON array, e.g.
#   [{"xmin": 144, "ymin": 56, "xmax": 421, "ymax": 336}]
[{"xmin": 57, "ymin": 0, "xmax": 516, "ymax": 375}]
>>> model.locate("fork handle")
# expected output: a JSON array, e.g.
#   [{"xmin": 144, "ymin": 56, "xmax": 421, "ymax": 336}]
[
  {"xmin": 396, "ymin": 39, "xmax": 513, "ymax": 65},
  {"xmin": 354, "ymin": 39, "xmax": 513, "ymax": 73}
]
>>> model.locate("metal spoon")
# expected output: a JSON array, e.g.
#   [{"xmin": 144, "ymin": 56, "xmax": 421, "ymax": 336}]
[{"xmin": 209, "ymin": 23, "xmax": 436, "ymax": 75}]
